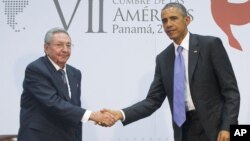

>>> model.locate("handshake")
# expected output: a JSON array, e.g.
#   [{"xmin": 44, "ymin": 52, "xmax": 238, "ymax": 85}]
[{"xmin": 89, "ymin": 109, "xmax": 123, "ymax": 127}]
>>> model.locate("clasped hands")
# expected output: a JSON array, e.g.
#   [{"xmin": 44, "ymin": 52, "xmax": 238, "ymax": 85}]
[{"xmin": 89, "ymin": 109, "xmax": 123, "ymax": 127}]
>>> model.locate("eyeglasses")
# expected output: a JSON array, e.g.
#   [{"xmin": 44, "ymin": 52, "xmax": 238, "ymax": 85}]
[{"xmin": 48, "ymin": 43, "xmax": 73, "ymax": 49}]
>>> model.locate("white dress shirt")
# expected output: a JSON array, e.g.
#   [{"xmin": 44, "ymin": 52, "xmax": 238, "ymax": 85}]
[{"xmin": 173, "ymin": 32, "xmax": 195, "ymax": 111}]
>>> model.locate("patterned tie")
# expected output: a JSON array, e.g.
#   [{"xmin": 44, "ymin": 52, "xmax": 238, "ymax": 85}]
[
  {"xmin": 173, "ymin": 46, "xmax": 186, "ymax": 127},
  {"xmin": 59, "ymin": 69, "xmax": 71, "ymax": 98},
  {"xmin": 59, "ymin": 69, "xmax": 67, "ymax": 84}
]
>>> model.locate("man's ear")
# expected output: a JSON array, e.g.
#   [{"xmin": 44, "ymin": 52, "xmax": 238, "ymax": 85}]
[
  {"xmin": 44, "ymin": 43, "xmax": 49, "ymax": 55},
  {"xmin": 185, "ymin": 16, "xmax": 191, "ymax": 26}
]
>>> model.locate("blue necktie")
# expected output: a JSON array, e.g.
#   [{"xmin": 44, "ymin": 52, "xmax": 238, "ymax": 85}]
[{"xmin": 173, "ymin": 46, "xmax": 186, "ymax": 127}]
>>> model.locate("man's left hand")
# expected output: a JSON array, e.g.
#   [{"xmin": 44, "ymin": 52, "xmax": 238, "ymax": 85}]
[{"xmin": 217, "ymin": 130, "xmax": 230, "ymax": 141}]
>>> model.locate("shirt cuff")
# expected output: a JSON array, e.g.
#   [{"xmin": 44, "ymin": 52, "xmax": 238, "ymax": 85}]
[
  {"xmin": 120, "ymin": 110, "xmax": 125, "ymax": 121},
  {"xmin": 81, "ymin": 110, "xmax": 92, "ymax": 123}
]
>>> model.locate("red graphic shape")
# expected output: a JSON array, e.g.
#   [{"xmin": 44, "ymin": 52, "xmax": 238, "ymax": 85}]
[{"xmin": 211, "ymin": 0, "xmax": 250, "ymax": 51}]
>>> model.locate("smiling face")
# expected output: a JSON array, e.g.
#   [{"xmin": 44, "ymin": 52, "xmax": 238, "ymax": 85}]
[
  {"xmin": 161, "ymin": 6, "xmax": 191, "ymax": 44},
  {"xmin": 44, "ymin": 32, "xmax": 71, "ymax": 68}
]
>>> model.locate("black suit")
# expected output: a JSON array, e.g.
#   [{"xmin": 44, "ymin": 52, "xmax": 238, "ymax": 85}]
[
  {"xmin": 122, "ymin": 34, "xmax": 240, "ymax": 141},
  {"xmin": 18, "ymin": 56, "xmax": 85, "ymax": 141}
]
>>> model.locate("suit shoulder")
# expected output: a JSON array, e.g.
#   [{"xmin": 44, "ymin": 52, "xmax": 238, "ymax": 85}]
[
  {"xmin": 24, "ymin": 57, "xmax": 53, "ymax": 78},
  {"xmin": 66, "ymin": 64, "xmax": 81, "ymax": 74},
  {"xmin": 157, "ymin": 44, "xmax": 174, "ymax": 59},
  {"xmin": 66, "ymin": 64, "xmax": 80, "ymax": 71},
  {"xmin": 192, "ymin": 33, "xmax": 221, "ymax": 43},
  {"xmin": 26, "ymin": 56, "xmax": 45, "ymax": 70}
]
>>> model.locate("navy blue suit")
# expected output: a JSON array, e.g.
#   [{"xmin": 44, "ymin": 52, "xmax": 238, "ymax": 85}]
[
  {"xmin": 18, "ymin": 56, "xmax": 85, "ymax": 141},
  {"xmin": 122, "ymin": 34, "xmax": 240, "ymax": 141}
]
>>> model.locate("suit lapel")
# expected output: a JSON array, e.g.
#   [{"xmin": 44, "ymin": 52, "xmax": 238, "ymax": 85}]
[
  {"xmin": 43, "ymin": 56, "xmax": 71, "ymax": 101},
  {"xmin": 166, "ymin": 44, "xmax": 175, "ymax": 107},
  {"xmin": 167, "ymin": 44, "xmax": 175, "ymax": 88},
  {"xmin": 160, "ymin": 44, "xmax": 175, "ymax": 105},
  {"xmin": 188, "ymin": 34, "xmax": 200, "ymax": 84},
  {"xmin": 66, "ymin": 66, "xmax": 79, "ymax": 105}
]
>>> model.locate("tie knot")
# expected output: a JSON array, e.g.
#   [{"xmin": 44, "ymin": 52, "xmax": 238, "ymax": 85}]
[
  {"xmin": 177, "ymin": 46, "xmax": 183, "ymax": 53},
  {"xmin": 58, "ymin": 69, "xmax": 65, "ymax": 75}
]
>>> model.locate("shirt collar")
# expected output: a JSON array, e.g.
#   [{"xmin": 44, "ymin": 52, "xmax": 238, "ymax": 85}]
[
  {"xmin": 47, "ymin": 56, "xmax": 67, "ymax": 72},
  {"xmin": 173, "ymin": 32, "xmax": 190, "ymax": 51}
]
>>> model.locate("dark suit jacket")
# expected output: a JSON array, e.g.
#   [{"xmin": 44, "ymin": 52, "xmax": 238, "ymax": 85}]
[
  {"xmin": 122, "ymin": 34, "xmax": 240, "ymax": 141},
  {"xmin": 17, "ymin": 56, "xmax": 85, "ymax": 141}
]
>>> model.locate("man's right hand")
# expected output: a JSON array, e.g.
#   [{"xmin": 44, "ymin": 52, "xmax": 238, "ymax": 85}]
[{"xmin": 89, "ymin": 111, "xmax": 116, "ymax": 127}]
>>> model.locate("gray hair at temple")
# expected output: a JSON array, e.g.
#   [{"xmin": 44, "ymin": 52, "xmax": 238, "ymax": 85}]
[
  {"xmin": 44, "ymin": 27, "xmax": 71, "ymax": 44},
  {"xmin": 162, "ymin": 2, "xmax": 188, "ymax": 18}
]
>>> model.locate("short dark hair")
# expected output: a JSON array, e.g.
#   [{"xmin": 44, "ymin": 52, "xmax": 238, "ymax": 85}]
[{"xmin": 162, "ymin": 2, "xmax": 188, "ymax": 17}]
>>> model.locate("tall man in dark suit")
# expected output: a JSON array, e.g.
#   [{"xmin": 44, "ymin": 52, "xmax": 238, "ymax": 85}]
[
  {"xmin": 102, "ymin": 3, "xmax": 240, "ymax": 141},
  {"xmin": 17, "ymin": 27, "xmax": 115, "ymax": 141}
]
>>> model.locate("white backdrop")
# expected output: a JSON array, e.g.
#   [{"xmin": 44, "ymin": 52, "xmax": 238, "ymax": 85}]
[{"xmin": 1, "ymin": 0, "xmax": 249, "ymax": 141}]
